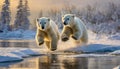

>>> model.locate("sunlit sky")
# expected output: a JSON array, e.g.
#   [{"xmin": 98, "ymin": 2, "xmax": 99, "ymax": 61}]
[{"xmin": 0, "ymin": 0, "xmax": 120, "ymax": 25}]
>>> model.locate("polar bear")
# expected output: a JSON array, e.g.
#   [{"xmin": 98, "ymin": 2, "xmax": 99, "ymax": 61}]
[
  {"xmin": 61, "ymin": 14, "xmax": 88, "ymax": 45},
  {"xmin": 36, "ymin": 17, "xmax": 59, "ymax": 51}
]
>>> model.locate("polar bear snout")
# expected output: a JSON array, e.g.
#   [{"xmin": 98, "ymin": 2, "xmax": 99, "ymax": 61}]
[
  {"xmin": 63, "ymin": 20, "xmax": 69, "ymax": 25},
  {"xmin": 41, "ymin": 26, "xmax": 44, "ymax": 29},
  {"xmin": 63, "ymin": 21, "xmax": 68, "ymax": 25}
]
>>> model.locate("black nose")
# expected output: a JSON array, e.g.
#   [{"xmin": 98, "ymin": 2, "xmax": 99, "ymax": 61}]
[
  {"xmin": 42, "ymin": 26, "xmax": 44, "ymax": 29},
  {"xmin": 63, "ymin": 22, "xmax": 67, "ymax": 25}
]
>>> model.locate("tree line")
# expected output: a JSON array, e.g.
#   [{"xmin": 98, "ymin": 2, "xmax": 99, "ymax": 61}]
[{"xmin": 0, "ymin": 0, "xmax": 30, "ymax": 32}]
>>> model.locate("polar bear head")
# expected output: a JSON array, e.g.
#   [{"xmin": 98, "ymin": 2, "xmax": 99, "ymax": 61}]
[
  {"xmin": 62, "ymin": 14, "xmax": 75, "ymax": 26},
  {"xmin": 36, "ymin": 17, "xmax": 50, "ymax": 30}
]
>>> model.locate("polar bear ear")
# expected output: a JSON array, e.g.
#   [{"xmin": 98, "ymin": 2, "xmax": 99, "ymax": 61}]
[
  {"xmin": 48, "ymin": 18, "xmax": 50, "ymax": 21},
  {"xmin": 71, "ymin": 14, "xmax": 75, "ymax": 18},
  {"xmin": 62, "ymin": 15, "xmax": 64, "ymax": 17},
  {"xmin": 36, "ymin": 18, "xmax": 39, "ymax": 22}
]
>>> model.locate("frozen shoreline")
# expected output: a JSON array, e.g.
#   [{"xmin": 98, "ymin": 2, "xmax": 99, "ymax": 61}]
[
  {"xmin": 0, "ymin": 43, "xmax": 120, "ymax": 63},
  {"xmin": 0, "ymin": 48, "xmax": 42, "ymax": 63}
]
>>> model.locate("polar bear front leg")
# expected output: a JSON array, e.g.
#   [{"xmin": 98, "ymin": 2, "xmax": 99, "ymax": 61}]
[
  {"xmin": 61, "ymin": 27, "xmax": 73, "ymax": 41},
  {"xmin": 50, "ymin": 38, "xmax": 57, "ymax": 51},
  {"xmin": 72, "ymin": 31, "xmax": 82, "ymax": 40},
  {"xmin": 37, "ymin": 36, "xmax": 44, "ymax": 46},
  {"xmin": 36, "ymin": 30, "xmax": 45, "ymax": 46}
]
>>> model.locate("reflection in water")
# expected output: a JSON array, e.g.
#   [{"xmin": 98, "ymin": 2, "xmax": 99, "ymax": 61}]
[
  {"xmin": 0, "ymin": 54, "xmax": 120, "ymax": 69},
  {"xmin": 63, "ymin": 58, "xmax": 88, "ymax": 69},
  {"xmin": 0, "ymin": 40, "xmax": 10, "ymax": 47},
  {"xmin": 14, "ymin": 42, "xmax": 29, "ymax": 48},
  {"xmin": 38, "ymin": 54, "xmax": 60, "ymax": 69},
  {"xmin": 0, "ymin": 40, "xmax": 38, "ymax": 48}
]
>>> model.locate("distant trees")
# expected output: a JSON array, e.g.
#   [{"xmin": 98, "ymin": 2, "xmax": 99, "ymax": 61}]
[
  {"xmin": 0, "ymin": 0, "xmax": 11, "ymax": 32},
  {"xmin": 23, "ymin": 0, "xmax": 30, "ymax": 29},
  {"xmin": 0, "ymin": 0, "xmax": 30, "ymax": 32},
  {"xmin": 14, "ymin": 0, "xmax": 30, "ymax": 30}
]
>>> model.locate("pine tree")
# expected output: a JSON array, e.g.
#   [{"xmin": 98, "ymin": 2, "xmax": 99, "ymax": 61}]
[
  {"xmin": 23, "ymin": 0, "xmax": 30, "ymax": 29},
  {"xmin": 14, "ymin": 0, "xmax": 30, "ymax": 30},
  {"xmin": 14, "ymin": 0, "xmax": 24, "ymax": 30},
  {"xmin": 0, "ymin": 0, "xmax": 11, "ymax": 32}
]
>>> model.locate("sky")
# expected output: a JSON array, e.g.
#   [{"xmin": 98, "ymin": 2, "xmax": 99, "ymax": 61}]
[{"xmin": 0, "ymin": 0, "xmax": 120, "ymax": 25}]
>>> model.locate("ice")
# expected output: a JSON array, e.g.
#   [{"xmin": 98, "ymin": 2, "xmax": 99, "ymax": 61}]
[
  {"xmin": 0, "ymin": 53, "xmax": 23, "ymax": 63},
  {"xmin": 78, "ymin": 44, "xmax": 109, "ymax": 53},
  {"xmin": 0, "ymin": 48, "xmax": 41, "ymax": 63},
  {"xmin": 59, "ymin": 43, "xmax": 120, "ymax": 53},
  {"xmin": 10, "ymin": 51, "xmax": 29, "ymax": 58},
  {"xmin": 20, "ymin": 49, "xmax": 40, "ymax": 56},
  {"xmin": 109, "ymin": 50, "xmax": 120, "ymax": 55},
  {"xmin": 65, "ymin": 54, "xmax": 113, "ymax": 58}
]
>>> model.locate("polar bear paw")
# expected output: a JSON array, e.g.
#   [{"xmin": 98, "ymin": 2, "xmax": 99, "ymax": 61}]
[
  {"xmin": 39, "ymin": 41, "xmax": 44, "ymax": 45},
  {"xmin": 62, "ymin": 37, "xmax": 69, "ymax": 41},
  {"xmin": 72, "ymin": 36, "xmax": 78, "ymax": 40}
]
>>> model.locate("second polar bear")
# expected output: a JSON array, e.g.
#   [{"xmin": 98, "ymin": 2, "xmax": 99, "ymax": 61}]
[
  {"xmin": 61, "ymin": 14, "xmax": 88, "ymax": 44},
  {"xmin": 36, "ymin": 17, "xmax": 59, "ymax": 51}
]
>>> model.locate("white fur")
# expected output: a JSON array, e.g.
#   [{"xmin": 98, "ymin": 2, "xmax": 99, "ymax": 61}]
[
  {"xmin": 61, "ymin": 14, "xmax": 88, "ymax": 45},
  {"xmin": 36, "ymin": 17, "xmax": 59, "ymax": 51}
]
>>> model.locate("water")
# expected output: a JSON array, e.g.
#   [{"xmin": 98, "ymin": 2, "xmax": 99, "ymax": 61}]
[
  {"xmin": 0, "ymin": 54, "xmax": 120, "ymax": 69},
  {"xmin": 0, "ymin": 40, "xmax": 120, "ymax": 69}
]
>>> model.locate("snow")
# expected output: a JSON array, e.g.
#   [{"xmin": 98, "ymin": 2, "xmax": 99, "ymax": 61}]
[
  {"xmin": 0, "ymin": 30, "xmax": 36, "ymax": 39},
  {"xmin": 0, "ymin": 48, "xmax": 41, "ymax": 63},
  {"xmin": 108, "ymin": 33, "xmax": 120, "ymax": 40},
  {"xmin": 79, "ymin": 44, "xmax": 120, "ymax": 53}
]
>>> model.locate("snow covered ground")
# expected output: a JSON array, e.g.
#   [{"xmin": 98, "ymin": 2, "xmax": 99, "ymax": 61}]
[
  {"xmin": 1, "ymin": 46, "xmax": 120, "ymax": 63},
  {"xmin": 0, "ymin": 48, "xmax": 43, "ymax": 63},
  {"xmin": 0, "ymin": 30, "xmax": 36, "ymax": 39}
]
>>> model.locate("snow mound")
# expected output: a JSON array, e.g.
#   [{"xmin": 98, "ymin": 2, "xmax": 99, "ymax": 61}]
[
  {"xmin": 65, "ymin": 54, "xmax": 113, "ymax": 58},
  {"xmin": 0, "ymin": 48, "xmax": 41, "ymax": 63},
  {"xmin": 109, "ymin": 50, "xmax": 120, "ymax": 55},
  {"xmin": 0, "ymin": 53, "xmax": 23, "ymax": 63},
  {"xmin": 64, "ymin": 44, "xmax": 120, "ymax": 53}
]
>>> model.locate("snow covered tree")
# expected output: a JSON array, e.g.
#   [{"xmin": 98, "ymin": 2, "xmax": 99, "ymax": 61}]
[
  {"xmin": 0, "ymin": 0, "xmax": 11, "ymax": 32},
  {"xmin": 22, "ymin": 0, "xmax": 30, "ymax": 29},
  {"xmin": 14, "ymin": 0, "xmax": 30, "ymax": 30},
  {"xmin": 14, "ymin": 0, "xmax": 24, "ymax": 30}
]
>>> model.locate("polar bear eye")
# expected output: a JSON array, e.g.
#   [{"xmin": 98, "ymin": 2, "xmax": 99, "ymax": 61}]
[{"xmin": 67, "ymin": 18, "xmax": 69, "ymax": 20}]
